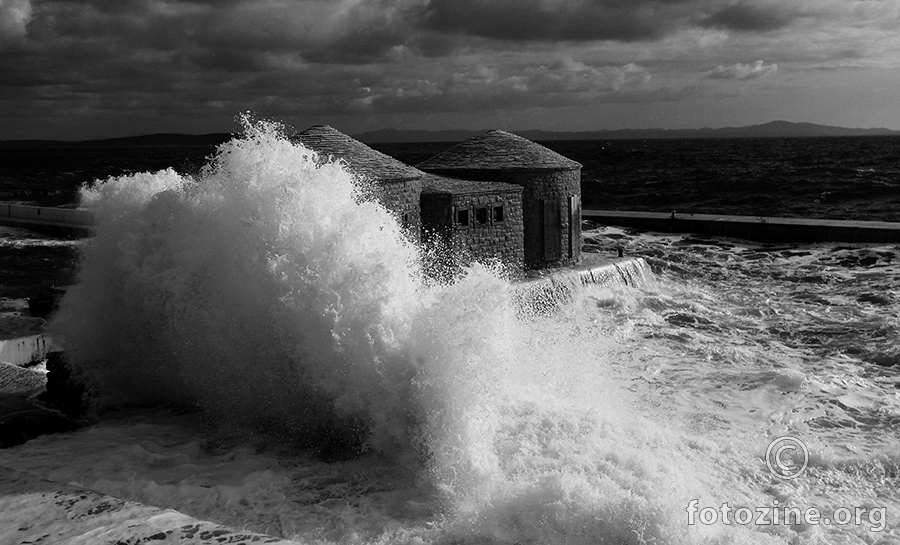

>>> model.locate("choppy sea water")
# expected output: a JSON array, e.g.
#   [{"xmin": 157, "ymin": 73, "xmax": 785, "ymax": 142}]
[
  {"xmin": 0, "ymin": 122, "xmax": 898, "ymax": 544},
  {"xmin": 4, "ymin": 133, "xmax": 900, "ymax": 221},
  {"xmin": 377, "ymin": 136, "xmax": 900, "ymax": 222}
]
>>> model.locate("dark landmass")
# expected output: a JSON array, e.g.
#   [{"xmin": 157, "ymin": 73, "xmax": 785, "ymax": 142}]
[
  {"xmin": 2, "ymin": 121, "xmax": 898, "ymax": 148},
  {"xmin": 356, "ymin": 121, "xmax": 900, "ymax": 143},
  {"xmin": 352, "ymin": 128, "xmax": 489, "ymax": 143},
  {"xmin": 0, "ymin": 133, "xmax": 232, "ymax": 149}
]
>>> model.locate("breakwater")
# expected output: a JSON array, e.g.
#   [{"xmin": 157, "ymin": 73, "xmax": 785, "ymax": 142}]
[
  {"xmin": 584, "ymin": 209, "xmax": 900, "ymax": 243},
  {"xmin": 7, "ymin": 203, "xmax": 900, "ymax": 244},
  {"xmin": 0, "ymin": 204, "xmax": 92, "ymax": 236},
  {"xmin": 0, "ymin": 466, "xmax": 299, "ymax": 545}
]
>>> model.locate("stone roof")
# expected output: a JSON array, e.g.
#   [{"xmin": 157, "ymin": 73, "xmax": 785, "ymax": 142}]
[
  {"xmin": 295, "ymin": 125, "xmax": 423, "ymax": 182},
  {"xmin": 417, "ymin": 129, "xmax": 581, "ymax": 172},
  {"xmin": 421, "ymin": 174, "xmax": 523, "ymax": 196}
]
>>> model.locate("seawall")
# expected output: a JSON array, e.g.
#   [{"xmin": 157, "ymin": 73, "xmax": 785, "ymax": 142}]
[
  {"xmin": 8, "ymin": 204, "xmax": 900, "ymax": 244},
  {"xmin": 0, "ymin": 204, "xmax": 92, "ymax": 237},
  {"xmin": 0, "ymin": 334, "xmax": 55, "ymax": 367},
  {"xmin": 0, "ymin": 465, "xmax": 300, "ymax": 545},
  {"xmin": 583, "ymin": 209, "xmax": 900, "ymax": 244},
  {"xmin": 514, "ymin": 255, "xmax": 650, "ymax": 312}
]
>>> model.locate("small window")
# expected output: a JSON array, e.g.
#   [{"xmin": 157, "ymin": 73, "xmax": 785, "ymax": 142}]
[
  {"xmin": 401, "ymin": 213, "xmax": 409, "ymax": 228},
  {"xmin": 456, "ymin": 208, "xmax": 470, "ymax": 227},
  {"xmin": 492, "ymin": 204, "xmax": 504, "ymax": 223},
  {"xmin": 475, "ymin": 206, "xmax": 489, "ymax": 225}
]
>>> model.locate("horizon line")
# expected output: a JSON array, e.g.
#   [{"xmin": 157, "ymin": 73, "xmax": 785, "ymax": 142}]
[{"xmin": 2, "ymin": 119, "xmax": 899, "ymax": 144}]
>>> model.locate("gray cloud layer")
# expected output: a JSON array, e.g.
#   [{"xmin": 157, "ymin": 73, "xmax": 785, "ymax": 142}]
[{"xmin": 0, "ymin": 0, "xmax": 896, "ymax": 138}]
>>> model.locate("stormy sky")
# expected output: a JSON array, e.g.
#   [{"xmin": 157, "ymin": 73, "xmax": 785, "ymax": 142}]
[{"xmin": 2, "ymin": 0, "xmax": 899, "ymax": 139}]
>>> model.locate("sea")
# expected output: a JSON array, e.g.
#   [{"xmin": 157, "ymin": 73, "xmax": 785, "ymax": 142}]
[{"xmin": 0, "ymin": 120, "xmax": 898, "ymax": 545}]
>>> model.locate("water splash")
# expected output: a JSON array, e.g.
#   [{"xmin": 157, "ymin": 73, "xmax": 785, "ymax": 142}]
[{"xmin": 47, "ymin": 119, "xmax": 781, "ymax": 544}]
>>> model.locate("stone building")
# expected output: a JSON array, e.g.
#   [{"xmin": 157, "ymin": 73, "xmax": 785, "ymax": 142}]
[
  {"xmin": 416, "ymin": 130, "xmax": 582, "ymax": 269},
  {"xmin": 419, "ymin": 174, "xmax": 524, "ymax": 276},
  {"xmin": 296, "ymin": 126, "xmax": 583, "ymax": 274},
  {"xmin": 295, "ymin": 125, "xmax": 422, "ymax": 242}
]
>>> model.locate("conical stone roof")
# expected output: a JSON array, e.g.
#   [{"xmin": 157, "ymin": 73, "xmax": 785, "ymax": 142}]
[
  {"xmin": 417, "ymin": 129, "xmax": 581, "ymax": 172},
  {"xmin": 420, "ymin": 173, "xmax": 523, "ymax": 196},
  {"xmin": 295, "ymin": 125, "xmax": 423, "ymax": 182}
]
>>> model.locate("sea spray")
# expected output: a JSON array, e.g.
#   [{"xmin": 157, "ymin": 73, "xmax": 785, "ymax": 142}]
[
  {"xmin": 49, "ymin": 118, "xmax": 510, "ymax": 471},
  {"xmin": 46, "ymin": 119, "xmax": 784, "ymax": 544},
  {"xmin": 53, "ymin": 118, "xmax": 420, "ymax": 443}
]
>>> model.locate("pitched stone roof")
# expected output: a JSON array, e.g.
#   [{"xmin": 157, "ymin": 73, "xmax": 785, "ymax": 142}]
[
  {"xmin": 295, "ymin": 125, "xmax": 423, "ymax": 182},
  {"xmin": 421, "ymin": 174, "xmax": 523, "ymax": 196},
  {"xmin": 417, "ymin": 129, "xmax": 581, "ymax": 172}
]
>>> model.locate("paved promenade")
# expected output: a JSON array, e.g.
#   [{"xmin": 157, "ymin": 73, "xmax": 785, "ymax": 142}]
[{"xmin": 583, "ymin": 209, "xmax": 900, "ymax": 243}]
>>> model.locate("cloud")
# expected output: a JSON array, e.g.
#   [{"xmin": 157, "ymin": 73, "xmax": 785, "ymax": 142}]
[
  {"xmin": 1, "ymin": 0, "xmax": 899, "ymax": 138},
  {"xmin": 699, "ymin": 1, "xmax": 804, "ymax": 32},
  {"xmin": 351, "ymin": 57, "xmax": 657, "ymax": 114},
  {"xmin": 423, "ymin": 0, "xmax": 699, "ymax": 43},
  {"xmin": 22, "ymin": 0, "xmax": 427, "ymax": 64},
  {"xmin": 524, "ymin": 58, "xmax": 652, "ymax": 94},
  {"xmin": 705, "ymin": 60, "xmax": 777, "ymax": 79},
  {"xmin": 0, "ymin": 0, "xmax": 31, "ymax": 46}
]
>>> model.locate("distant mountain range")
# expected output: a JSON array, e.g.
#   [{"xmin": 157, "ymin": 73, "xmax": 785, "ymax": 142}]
[
  {"xmin": 2, "ymin": 121, "xmax": 898, "ymax": 148},
  {"xmin": 354, "ymin": 121, "xmax": 900, "ymax": 143},
  {"xmin": 0, "ymin": 133, "xmax": 233, "ymax": 149}
]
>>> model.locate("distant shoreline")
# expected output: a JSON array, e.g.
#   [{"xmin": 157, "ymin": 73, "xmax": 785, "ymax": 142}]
[{"xmin": 2, "ymin": 120, "xmax": 900, "ymax": 148}]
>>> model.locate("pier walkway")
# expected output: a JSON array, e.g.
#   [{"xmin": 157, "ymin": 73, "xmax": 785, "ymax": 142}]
[
  {"xmin": 0, "ymin": 204, "xmax": 92, "ymax": 237},
  {"xmin": 583, "ymin": 209, "xmax": 900, "ymax": 244},
  {"xmin": 4, "ymin": 203, "xmax": 900, "ymax": 244}
]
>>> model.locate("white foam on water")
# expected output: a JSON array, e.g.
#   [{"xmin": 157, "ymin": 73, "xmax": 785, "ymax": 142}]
[
  {"xmin": 6, "ymin": 119, "xmax": 888, "ymax": 544},
  {"xmin": 582, "ymin": 225, "xmax": 900, "ymax": 543}
]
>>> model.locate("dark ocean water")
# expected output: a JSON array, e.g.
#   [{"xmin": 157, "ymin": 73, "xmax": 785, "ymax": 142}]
[
  {"xmin": 375, "ymin": 137, "xmax": 900, "ymax": 222},
  {"xmin": 0, "ymin": 145, "xmax": 216, "ymax": 207},
  {"xmin": 2, "ymin": 126, "xmax": 899, "ymax": 544},
  {"xmin": 2, "ymin": 136, "xmax": 899, "ymax": 221}
]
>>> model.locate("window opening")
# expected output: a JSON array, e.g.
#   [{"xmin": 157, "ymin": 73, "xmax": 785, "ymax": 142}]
[
  {"xmin": 475, "ymin": 206, "xmax": 489, "ymax": 225},
  {"xmin": 456, "ymin": 208, "xmax": 470, "ymax": 227},
  {"xmin": 492, "ymin": 204, "xmax": 504, "ymax": 223}
]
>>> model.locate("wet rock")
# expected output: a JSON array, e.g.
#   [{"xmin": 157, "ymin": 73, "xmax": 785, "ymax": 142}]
[
  {"xmin": 858, "ymin": 292, "xmax": 891, "ymax": 305},
  {"xmin": 37, "ymin": 352, "xmax": 88, "ymax": 418},
  {"xmin": 870, "ymin": 352, "xmax": 900, "ymax": 368},
  {"xmin": 316, "ymin": 417, "xmax": 370, "ymax": 463},
  {"xmin": 0, "ymin": 394, "xmax": 80, "ymax": 448},
  {"xmin": 665, "ymin": 312, "xmax": 714, "ymax": 328}
]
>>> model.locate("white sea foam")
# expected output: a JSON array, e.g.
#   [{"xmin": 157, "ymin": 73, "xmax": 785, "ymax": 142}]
[{"xmin": 6, "ymin": 119, "xmax": 893, "ymax": 544}]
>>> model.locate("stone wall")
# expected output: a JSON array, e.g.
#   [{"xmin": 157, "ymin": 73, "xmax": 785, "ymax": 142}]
[
  {"xmin": 450, "ymin": 190, "xmax": 524, "ymax": 276},
  {"xmin": 419, "ymin": 168, "xmax": 581, "ymax": 269},
  {"xmin": 420, "ymin": 188, "xmax": 524, "ymax": 277},
  {"xmin": 370, "ymin": 179, "xmax": 422, "ymax": 243},
  {"xmin": 513, "ymin": 169, "xmax": 581, "ymax": 269}
]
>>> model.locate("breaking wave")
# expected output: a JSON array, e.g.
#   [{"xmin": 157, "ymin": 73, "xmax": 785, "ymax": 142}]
[{"xmin": 49, "ymin": 118, "xmax": 778, "ymax": 544}]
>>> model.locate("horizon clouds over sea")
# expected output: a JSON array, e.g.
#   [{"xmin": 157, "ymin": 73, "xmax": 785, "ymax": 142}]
[{"xmin": 1, "ymin": 0, "xmax": 900, "ymax": 139}]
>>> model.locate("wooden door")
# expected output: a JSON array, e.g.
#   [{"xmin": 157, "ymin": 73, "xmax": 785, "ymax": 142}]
[
  {"xmin": 542, "ymin": 198, "xmax": 561, "ymax": 261},
  {"xmin": 569, "ymin": 194, "xmax": 581, "ymax": 258}
]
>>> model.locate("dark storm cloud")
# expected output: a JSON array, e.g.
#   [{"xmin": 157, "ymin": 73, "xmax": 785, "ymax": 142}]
[
  {"xmin": 2, "ymin": 0, "xmax": 896, "ymax": 138},
  {"xmin": 27, "ymin": 0, "xmax": 423, "ymax": 63},
  {"xmin": 0, "ymin": 0, "xmax": 435, "ymax": 136},
  {"xmin": 699, "ymin": 1, "xmax": 802, "ymax": 32},
  {"xmin": 423, "ymin": 0, "xmax": 700, "ymax": 42}
]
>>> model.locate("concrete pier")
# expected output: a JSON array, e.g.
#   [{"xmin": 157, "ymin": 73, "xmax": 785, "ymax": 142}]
[
  {"xmin": 514, "ymin": 255, "xmax": 651, "ymax": 312},
  {"xmin": 0, "ymin": 204, "xmax": 92, "ymax": 237},
  {"xmin": 0, "ymin": 334, "xmax": 55, "ymax": 366},
  {"xmin": 0, "ymin": 466, "xmax": 300, "ymax": 545},
  {"xmin": 7, "ymin": 204, "xmax": 900, "ymax": 244},
  {"xmin": 583, "ymin": 209, "xmax": 900, "ymax": 243}
]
